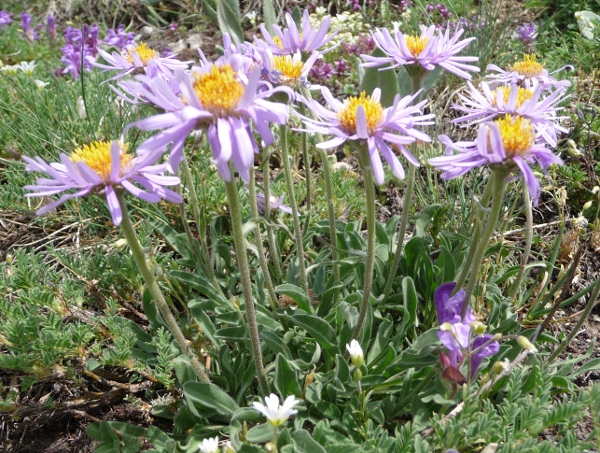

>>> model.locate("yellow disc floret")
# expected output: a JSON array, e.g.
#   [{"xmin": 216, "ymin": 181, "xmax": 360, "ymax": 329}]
[
  {"xmin": 494, "ymin": 115, "xmax": 535, "ymax": 157},
  {"xmin": 193, "ymin": 64, "xmax": 244, "ymax": 116},
  {"xmin": 511, "ymin": 54, "xmax": 544, "ymax": 78},
  {"xmin": 405, "ymin": 35, "xmax": 430, "ymax": 56},
  {"xmin": 492, "ymin": 86, "xmax": 533, "ymax": 108},
  {"xmin": 126, "ymin": 42, "xmax": 159, "ymax": 65},
  {"xmin": 338, "ymin": 92, "xmax": 384, "ymax": 135},
  {"xmin": 70, "ymin": 141, "xmax": 132, "ymax": 181},
  {"xmin": 272, "ymin": 55, "xmax": 304, "ymax": 86}
]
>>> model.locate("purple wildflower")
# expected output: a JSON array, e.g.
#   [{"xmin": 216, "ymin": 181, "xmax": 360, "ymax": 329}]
[
  {"xmin": 430, "ymin": 115, "xmax": 564, "ymax": 205},
  {"xmin": 435, "ymin": 282, "xmax": 499, "ymax": 381},
  {"xmin": 298, "ymin": 86, "xmax": 434, "ymax": 184},
  {"xmin": 256, "ymin": 8, "xmax": 338, "ymax": 55},
  {"xmin": 308, "ymin": 58, "xmax": 334, "ymax": 83},
  {"xmin": 517, "ymin": 22, "xmax": 536, "ymax": 45},
  {"xmin": 486, "ymin": 54, "xmax": 572, "ymax": 92},
  {"xmin": 126, "ymin": 57, "xmax": 291, "ymax": 182},
  {"xmin": 103, "ymin": 25, "xmax": 136, "ymax": 50},
  {"xmin": 0, "ymin": 11, "xmax": 12, "ymax": 30},
  {"xmin": 451, "ymin": 82, "xmax": 569, "ymax": 146},
  {"xmin": 256, "ymin": 193, "xmax": 292, "ymax": 215},
  {"xmin": 362, "ymin": 25, "xmax": 480, "ymax": 80},
  {"xmin": 23, "ymin": 140, "xmax": 182, "ymax": 226},
  {"xmin": 21, "ymin": 12, "xmax": 39, "ymax": 41},
  {"xmin": 94, "ymin": 42, "xmax": 190, "ymax": 82},
  {"xmin": 46, "ymin": 15, "xmax": 56, "ymax": 40}
]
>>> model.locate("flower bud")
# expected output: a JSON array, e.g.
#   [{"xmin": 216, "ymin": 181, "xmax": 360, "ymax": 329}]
[
  {"xmin": 567, "ymin": 139, "xmax": 583, "ymax": 157},
  {"xmin": 113, "ymin": 238, "xmax": 128, "ymax": 249},
  {"xmin": 440, "ymin": 322, "xmax": 453, "ymax": 332},
  {"xmin": 353, "ymin": 368, "xmax": 362, "ymax": 382},
  {"xmin": 264, "ymin": 442, "xmax": 277, "ymax": 452},
  {"xmin": 346, "ymin": 340, "xmax": 364, "ymax": 367},
  {"xmin": 5, "ymin": 254, "xmax": 13, "ymax": 265},
  {"xmin": 592, "ymin": 186, "xmax": 600, "ymax": 195},
  {"xmin": 492, "ymin": 359, "xmax": 509, "ymax": 375},
  {"xmin": 76, "ymin": 96, "xmax": 87, "ymax": 119},
  {"xmin": 470, "ymin": 321, "xmax": 486, "ymax": 335},
  {"xmin": 583, "ymin": 200, "xmax": 593, "ymax": 211},
  {"xmin": 223, "ymin": 441, "xmax": 236, "ymax": 453},
  {"xmin": 517, "ymin": 336, "xmax": 538, "ymax": 353}
]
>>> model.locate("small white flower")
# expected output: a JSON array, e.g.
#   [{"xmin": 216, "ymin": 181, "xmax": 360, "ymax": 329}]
[
  {"xmin": 252, "ymin": 394, "xmax": 300, "ymax": 427},
  {"xmin": 346, "ymin": 340, "xmax": 364, "ymax": 367},
  {"xmin": 0, "ymin": 65, "xmax": 19, "ymax": 74},
  {"xmin": 18, "ymin": 61, "xmax": 36, "ymax": 75},
  {"xmin": 76, "ymin": 96, "xmax": 87, "ymax": 119},
  {"xmin": 199, "ymin": 436, "xmax": 219, "ymax": 453},
  {"xmin": 34, "ymin": 79, "xmax": 49, "ymax": 89}
]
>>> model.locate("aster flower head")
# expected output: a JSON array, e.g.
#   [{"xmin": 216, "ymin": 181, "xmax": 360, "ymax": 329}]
[
  {"xmin": 256, "ymin": 193, "xmax": 292, "ymax": 215},
  {"xmin": 198, "ymin": 436, "xmax": 219, "ymax": 453},
  {"xmin": 256, "ymin": 8, "xmax": 338, "ymax": 55},
  {"xmin": 452, "ymin": 81, "xmax": 569, "ymax": 146},
  {"xmin": 258, "ymin": 48, "xmax": 319, "ymax": 89},
  {"xmin": 252, "ymin": 394, "xmax": 300, "ymax": 427},
  {"xmin": 299, "ymin": 86, "xmax": 434, "ymax": 184},
  {"xmin": 94, "ymin": 42, "xmax": 190, "ymax": 81},
  {"xmin": 128, "ymin": 57, "xmax": 290, "ymax": 181},
  {"xmin": 23, "ymin": 140, "xmax": 182, "ymax": 226},
  {"xmin": 430, "ymin": 115, "xmax": 564, "ymax": 205},
  {"xmin": 486, "ymin": 54, "xmax": 572, "ymax": 92},
  {"xmin": 362, "ymin": 25, "xmax": 479, "ymax": 80}
]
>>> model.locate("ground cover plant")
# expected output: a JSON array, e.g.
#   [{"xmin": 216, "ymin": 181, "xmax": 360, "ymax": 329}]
[{"xmin": 2, "ymin": 1, "xmax": 600, "ymax": 452}]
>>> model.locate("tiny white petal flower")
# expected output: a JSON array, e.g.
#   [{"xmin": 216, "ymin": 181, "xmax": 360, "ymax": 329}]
[
  {"xmin": 34, "ymin": 79, "xmax": 49, "ymax": 89},
  {"xmin": 346, "ymin": 340, "xmax": 364, "ymax": 367},
  {"xmin": 199, "ymin": 436, "xmax": 219, "ymax": 453},
  {"xmin": 252, "ymin": 394, "xmax": 300, "ymax": 427},
  {"xmin": 18, "ymin": 61, "xmax": 36, "ymax": 75}
]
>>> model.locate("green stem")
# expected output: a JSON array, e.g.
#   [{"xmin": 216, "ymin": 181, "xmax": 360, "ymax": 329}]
[
  {"xmin": 279, "ymin": 124, "xmax": 309, "ymax": 293},
  {"xmin": 508, "ymin": 183, "xmax": 533, "ymax": 299},
  {"xmin": 462, "ymin": 170, "xmax": 507, "ymax": 318},
  {"xmin": 249, "ymin": 168, "xmax": 280, "ymax": 312},
  {"xmin": 180, "ymin": 157, "xmax": 222, "ymax": 295},
  {"xmin": 383, "ymin": 164, "xmax": 416, "ymax": 298},
  {"xmin": 262, "ymin": 147, "xmax": 284, "ymax": 284},
  {"xmin": 223, "ymin": 177, "xmax": 270, "ymax": 396},
  {"xmin": 300, "ymin": 103, "xmax": 312, "ymax": 216},
  {"xmin": 454, "ymin": 181, "xmax": 495, "ymax": 293},
  {"xmin": 117, "ymin": 191, "xmax": 210, "ymax": 383},
  {"xmin": 301, "ymin": 86, "xmax": 339, "ymax": 286},
  {"xmin": 352, "ymin": 145, "xmax": 377, "ymax": 341}
]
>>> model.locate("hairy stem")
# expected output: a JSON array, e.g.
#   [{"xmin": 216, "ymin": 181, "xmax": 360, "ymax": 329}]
[
  {"xmin": 280, "ymin": 124, "xmax": 309, "ymax": 293},
  {"xmin": 117, "ymin": 191, "xmax": 210, "ymax": 383},
  {"xmin": 508, "ymin": 184, "xmax": 533, "ymax": 299},
  {"xmin": 224, "ymin": 178, "xmax": 270, "ymax": 396},
  {"xmin": 352, "ymin": 145, "xmax": 377, "ymax": 340},
  {"xmin": 262, "ymin": 147, "xmax": 284, "ymax": 284}
]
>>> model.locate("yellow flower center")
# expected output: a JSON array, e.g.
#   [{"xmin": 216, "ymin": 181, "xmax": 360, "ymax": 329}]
[
  {"xmin": 492, "ymin": 86, "xmax": 533, "ymax": 108},
  {"xmin": 272, "ymin": 55, "xmax": 304, "ymax": 85},
  {"xmin": 70, "ymin": 141, "xmax": 132, "ymax": 181},
  {"xmin": 511, "ymin": 54, "xmax": 544, "ymax": 78},
  {"xmin": 192, "ymin": 64, "xmax": 244, "ymax": 116},
  {"xmin": 338, "ymin": 92, "xmax": 384, "ymax": 135},
  {"xmin": 125, "ymin": 42, "xmax": 159, "ymax": 65},
  {"xmin": 494, "ymin": 115, "xmax": 535, "ymax": 157},
  {"xmin": 405, "ymin": 35, "xmax": 429, "ymax": 56}
]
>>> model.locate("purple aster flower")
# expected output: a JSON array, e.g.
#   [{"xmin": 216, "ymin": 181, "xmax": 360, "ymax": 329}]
[
  {"xmin": 0, "ymin": 11, "xmax": 12, "ymax": 30},
  {"xmin": 94, "ymin": 42, "xmax": 190, "ymax": 81},
  {"xmin": 451, "ymin": 82, "xmax": 569, "ymax": 146},
  {"xmin": 298, "ymin": 86, "xmax": 434, "ymax": 184},
  {"xmin": 435, "ymin": 282, "xmax": 500, "ymax": 380},
  {"xmin": 256, "ymin": 8, "xmax": 338, "ymax": 55},
  {"xmin": 430, "ymin": 115, "xmax": 564, "ymax": 205},
  {"xmin": 256, "ymin": 193, "xmax": 292, "ymax": 215},
  {"xmin": 23, "ymin": 140, "xmax": 181, "ymax": 226},
  {"xmin": 257, "ymin": 48, "xmax": 319, "ymax": 89},
  {"xmin": 103, "ymin": 25, "xmax": 136, "ymax": 50},
  {"xmin": 362, "ymin": 25, "xmax": 480, "ymax": 80},
  {"xmin": 46, "ymin": 15, "xmax": 56, "ymax": 40},
  {"xmin": 486, "ymin": 54, "xmax": 572, "ymax": 92},
  {"xmin": 126, "ymin": 57, "xmax": 291, "ymax": 182}
]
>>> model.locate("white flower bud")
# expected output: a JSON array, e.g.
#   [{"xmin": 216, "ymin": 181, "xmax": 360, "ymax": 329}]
[{"xmin": 346, "ymin": 340, "xmax": 364, "ymax": 367}]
